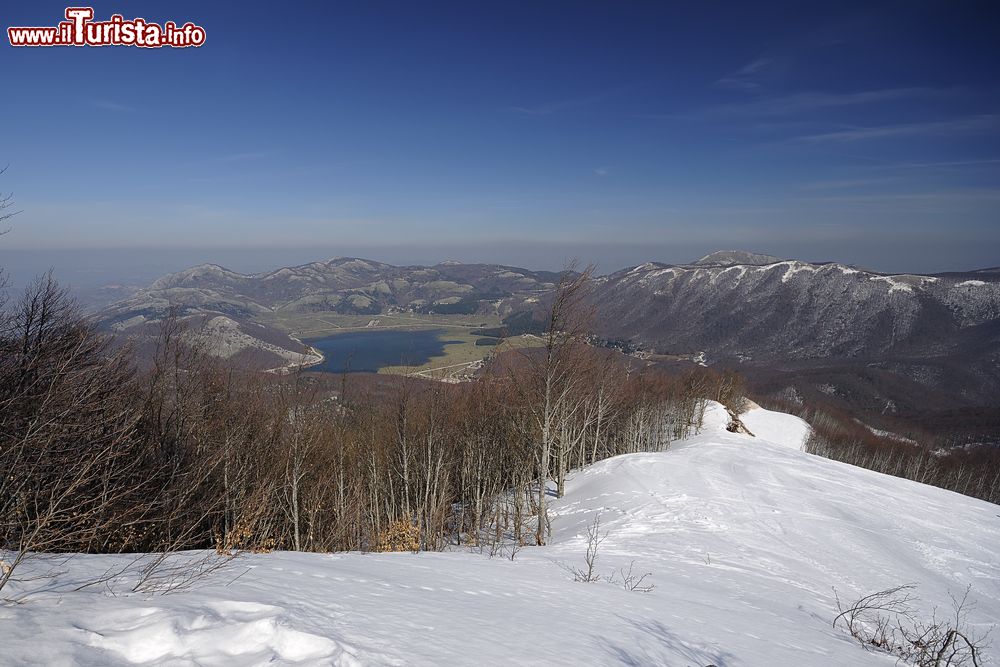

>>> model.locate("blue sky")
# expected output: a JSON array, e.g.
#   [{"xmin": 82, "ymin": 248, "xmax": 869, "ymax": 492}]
[{"xmin": 2, "ymin": 0, "xmax": 999, "ymax": 276}]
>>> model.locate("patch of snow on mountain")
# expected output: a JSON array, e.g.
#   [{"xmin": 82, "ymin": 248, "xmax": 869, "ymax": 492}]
[
  {"xmin": 775, "ymin": 260, "xmax": 819, "ymax": 283},
  {"xmin": 263, "ymin": 268, "xmax": 296, "ymax": 280},
  {"xmin": 637, "ymin": 267, "xmax": 680, "ymax": 287},
  {"xmin": 629, "ymin": 262, "xmax": 659, "ymax": 274},
  {"xmin": 829, "ymin": 264, "xmax": 860, "ymax": 275},
  {"xmin": 720, "ymin": 265, "xmax": 748, "ymax": 280},
  {"xmin": 869, "ymin": 275, "xmax": 914, "ymax": 293}
]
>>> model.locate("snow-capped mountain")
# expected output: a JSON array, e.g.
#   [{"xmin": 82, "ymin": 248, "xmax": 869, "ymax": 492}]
[{"xmin": 590, "ymin": 251, "xmax": 1000, "ymax": 361}]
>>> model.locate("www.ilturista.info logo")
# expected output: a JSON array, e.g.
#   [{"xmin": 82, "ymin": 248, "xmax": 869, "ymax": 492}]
[{"xmin": 8, "ymin": 7, "xmax": 206, "ymax": 48}]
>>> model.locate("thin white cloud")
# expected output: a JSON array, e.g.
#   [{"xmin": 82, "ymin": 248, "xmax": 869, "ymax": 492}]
[
  {"xmin": 508, "ymin": 83, "xmax": 642, "ymax": 115},
  {"xmin": 714, "ymin": 57, "xmax": 774, "ymax": 92},
  {"xmin": 797, "ymin": 188, "xmax": 1000, "ymax": 204},
  {"xmin": 798, "ymin": 177, "xmax": 899, "ymax": 191},
  {"xmin": 711, "ymin": 87, "xmax": 949, "ymax": 117},
  {"xmin": 638, "ymin": 87, "xmax": 953, "ymax": 122},
  {"xmin": 873, "ymin": 158, "xmax": 1000, "ymax": 170},
  {"xmin": 508, "ymin": 93, "xmax": 605, "ymax": 115},
  {"xmin": 793, "ymin": 115, "xmax": 999, "ymax": 143}
]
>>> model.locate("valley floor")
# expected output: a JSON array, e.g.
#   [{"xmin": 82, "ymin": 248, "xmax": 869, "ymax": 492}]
[{"xmin": 4, "ymin": 404, "xmax": 998, "ymax": 666}]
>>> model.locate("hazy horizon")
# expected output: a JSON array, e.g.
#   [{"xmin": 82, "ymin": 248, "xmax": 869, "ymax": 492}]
[{"xmin": 1, "ymin": 240, "xmax": 996, "ymax": 301}]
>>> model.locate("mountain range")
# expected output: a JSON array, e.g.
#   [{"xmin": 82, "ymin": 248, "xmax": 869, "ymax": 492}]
[{"xmin": 98, "ymin": 251, "xmax": 1000, "ymax": 439}]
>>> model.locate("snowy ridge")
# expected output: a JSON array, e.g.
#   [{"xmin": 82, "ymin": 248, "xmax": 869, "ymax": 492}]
[
  {"xmin": 595, "ymin": 254, "xmax": 1000, "ymax": 367},
  {"xmin": 621, "ymin": 256, "xmax": 998, "ymax": 301},
  {"xmin": 4, "ymin": 403, "xmax": 998, "ymax": 665}
]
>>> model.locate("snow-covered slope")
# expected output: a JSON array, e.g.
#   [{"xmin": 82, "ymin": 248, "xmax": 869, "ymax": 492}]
[
  {"xmin": 740, "ymin": 401, "xmax": 811, "ymax": 449},
  {"xmin": 4, "ymin": 404, "xmax": 998, "ymax": 666}
]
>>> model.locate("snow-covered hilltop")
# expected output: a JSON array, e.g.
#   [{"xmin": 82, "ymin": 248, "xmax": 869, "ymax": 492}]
[
  {"xmin": 693, "ymin": 249, "xmax": 785, "ymax": 266},
  {"xmin": 5, "ymin": 403, "xmax": 997, "ymax": 666}
]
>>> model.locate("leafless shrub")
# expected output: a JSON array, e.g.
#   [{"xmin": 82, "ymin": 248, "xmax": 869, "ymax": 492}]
[
  {"xmin": 563, "ymin": 514, "xmax": 607, "ymax": 582},
  {"xmin": 485, "ymin": 538, "xmax": 522, "ymax": 561},
  {"xmin": 607, "ymin": 560, "xmax": 654, "ymax": 593},
  {"xmin": 131, "ymin": 550, "xmax": 241, "ymax": 596},
  {"xmin": 834, "ymin": 584, "xmax": 919, "ymax": 652},
  {"xmin": 559, "ymin": 515, "xmax": 655, "ymax": 592},
  {"xmin": 833, "ymin": 584, "xmax": 991, "ymax": 666},
  {"xmin": 480, "ymin": 518, "xmax": 524, "ymax": 561}
]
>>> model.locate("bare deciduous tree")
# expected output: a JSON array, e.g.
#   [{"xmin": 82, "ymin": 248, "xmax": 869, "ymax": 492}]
[
  {"xmin": 0, "ymin": 165, "xmax": 20, "ymax": 235},
  {"xmin": 0, "ymin": 277, "xmax": 152, "ymax": 593},
  {"xmin": 515, "ymin": 262, "xmax": 595, "ymax": 544}
]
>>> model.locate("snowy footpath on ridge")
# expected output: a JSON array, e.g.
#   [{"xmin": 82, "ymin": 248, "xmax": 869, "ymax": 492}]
[{"xmin": 4, "ymin": 402, "xmax": 998, "ymax": 666}]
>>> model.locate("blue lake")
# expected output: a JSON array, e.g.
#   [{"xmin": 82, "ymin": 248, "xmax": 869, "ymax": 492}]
[{"xmin": 305, "ymin": 329, "xmax": 462, "ymax": 373}]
